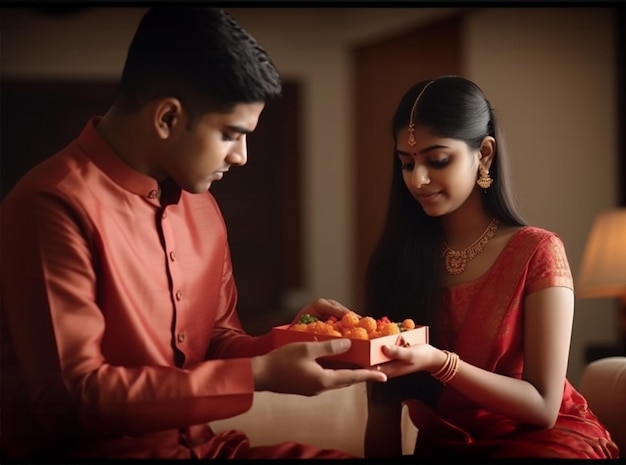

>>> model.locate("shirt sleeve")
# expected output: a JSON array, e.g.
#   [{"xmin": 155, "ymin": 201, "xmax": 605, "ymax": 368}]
[
  {"xmin": 524, "ymin": 232, "xmax": 574, "ymax": 296},
  {"xmin": 206, "ymin": 244, "xmax": 275, "ymax": 359},
  {"xmin": 1, "ymin": 184, "xmax": 256, "ymax": 439}
]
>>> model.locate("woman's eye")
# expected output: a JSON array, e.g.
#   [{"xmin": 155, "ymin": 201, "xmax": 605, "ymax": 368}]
[
  {"xmin": 401, "ymin": 162, "xmax": 414, "ymax": 171},
  {"xmin": 429, "ymin": 158, "xmax": 449, "ymax": 168}
]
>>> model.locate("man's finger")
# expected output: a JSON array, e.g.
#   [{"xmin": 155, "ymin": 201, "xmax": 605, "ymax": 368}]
[
  {"xmin": 310, "ymin": 298, "xmax": 352, "ymax": 319},
  {"xmin": 327, "ymin": 367, "xmax": 387, "ymax": 385},
  {"xmin": 308, "ymin": 338, "xmax": 352, "ymax": 358}
]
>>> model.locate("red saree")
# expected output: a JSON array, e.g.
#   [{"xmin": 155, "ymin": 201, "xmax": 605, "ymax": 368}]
[{"xmin": 405, "ymin": 227, "xmax": 619, "ymax": 458}]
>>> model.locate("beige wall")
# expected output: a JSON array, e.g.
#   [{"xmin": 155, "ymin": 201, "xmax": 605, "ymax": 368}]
[
  {"xmin": 464, "ymin": 7, "xmax": 618, "ymax": 386},
  {"xmin": 1, "ymin": 6, "xmax": 619, "ymax": 386}
]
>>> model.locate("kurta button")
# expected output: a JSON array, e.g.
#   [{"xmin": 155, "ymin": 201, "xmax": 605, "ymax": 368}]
[
  {"xmin": 170, "ymin": 251, "xmax": 176, "ymax": 261},
  {"xmin": 177, "ymin": 332, "xmax": 186, "ymax": 343},
  {"xmin": 148, "ymin": 190, "xmax": 158, "ymax": 199},
  {"xmin": 176, "ymin": 290, "xmax": 183, "ymax": 301}
]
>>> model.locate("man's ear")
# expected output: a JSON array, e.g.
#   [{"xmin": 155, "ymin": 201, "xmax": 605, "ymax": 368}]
[
  {"xmin": 479, "ymin": 136, "xmax": 496, "ymax": 171},
  {"xmin": 154, "ymin": 98, "xmax": 183, "ymax": 139}
]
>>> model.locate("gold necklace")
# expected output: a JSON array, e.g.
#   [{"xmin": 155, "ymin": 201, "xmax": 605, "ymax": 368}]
[{"xmin": 441, "ymin": 218, "xmax": 499, "ymax": 275}]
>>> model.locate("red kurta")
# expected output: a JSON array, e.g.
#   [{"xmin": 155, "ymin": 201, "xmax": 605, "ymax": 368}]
[
  {"xmin": 0, "ymin": 117, "xmax": 350, "ymax": 459},
  {"xmin": 404, "ymin": 227, "xmax": 619, "ymax": 458}
]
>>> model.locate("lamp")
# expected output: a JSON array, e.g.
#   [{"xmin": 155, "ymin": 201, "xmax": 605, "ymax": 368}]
[{"xmin": 577, "ymin": 208, "xmax": 626, "ymax": 357}]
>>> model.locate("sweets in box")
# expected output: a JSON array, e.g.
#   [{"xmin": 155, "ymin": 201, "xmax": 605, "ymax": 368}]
[{"xmin": 271, "ymin": 311, "xmax": 429, "ymax": 367}]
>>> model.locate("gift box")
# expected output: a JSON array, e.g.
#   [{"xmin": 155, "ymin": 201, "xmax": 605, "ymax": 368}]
[{"xmin": 271, "ymin": 324, "xmax": 429, "ymax": 367}]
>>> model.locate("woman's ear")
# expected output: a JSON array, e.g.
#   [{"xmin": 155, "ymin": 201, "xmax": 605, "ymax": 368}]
[
  {"xmin": 479, "ymin": 136, "xmax": 496, "ymax": 171},
  {"xmin": 153, "ymin": 98, "xmax": 183, "ymax": 139}
]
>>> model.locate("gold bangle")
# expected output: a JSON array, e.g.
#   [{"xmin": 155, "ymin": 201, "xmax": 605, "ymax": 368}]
[
  {"xmin": 431, "ymin": 350, "xmax": 460, "ymax": 385},
  {"xmin": 431, "ymin": 350, "xmax": 452, "ymax": 378}
]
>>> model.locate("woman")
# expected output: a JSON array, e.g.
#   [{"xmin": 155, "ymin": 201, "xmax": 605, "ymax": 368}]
[{"xmin": 363, "ymin": 76, "xmax": 619, "ymax": 459}]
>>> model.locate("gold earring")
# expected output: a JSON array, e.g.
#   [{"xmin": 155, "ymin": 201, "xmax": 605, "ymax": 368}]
[{"xmin": 477, "ymin": 166, "xmax": 493, "ymax": 190}]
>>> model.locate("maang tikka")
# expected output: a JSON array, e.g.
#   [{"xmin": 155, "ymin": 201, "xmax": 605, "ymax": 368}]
[{"xmin": 408, "ymin": 80, "xmax": 436, "ymax": 147}]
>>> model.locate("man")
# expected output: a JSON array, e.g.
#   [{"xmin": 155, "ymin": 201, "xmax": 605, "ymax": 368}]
[{"xmin": 0, "ymin": 7, "xmax": 386, "ymax": 459}]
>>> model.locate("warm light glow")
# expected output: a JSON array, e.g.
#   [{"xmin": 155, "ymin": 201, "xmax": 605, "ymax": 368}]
[{"xmin": 577, "ymin": 208, "xmax": 626, "ymax": 299}]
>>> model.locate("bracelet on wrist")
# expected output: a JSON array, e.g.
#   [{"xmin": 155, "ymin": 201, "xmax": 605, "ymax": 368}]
[{"xmin": 431, "ymin": 350, "xmax": 459, "ymax": 385}]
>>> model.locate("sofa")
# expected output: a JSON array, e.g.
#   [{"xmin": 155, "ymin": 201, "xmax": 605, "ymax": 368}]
[
  {"xmin": 209, "ymin": 356, "xmax": 626, "ymax": 457},
  {"xmin": 579, "ymin": 356, "xmax": 626, "ymax": 457}
]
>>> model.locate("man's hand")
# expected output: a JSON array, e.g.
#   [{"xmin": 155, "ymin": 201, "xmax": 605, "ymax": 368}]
[
  {"xmin": 251, "ymin": 338, "xmax": 387, "ymax": 396},
  {"xmin": 292, "ymin": 298, "xmax": 356, "ymax": 325}
]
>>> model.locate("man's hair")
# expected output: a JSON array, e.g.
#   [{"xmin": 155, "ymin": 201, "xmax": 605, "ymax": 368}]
[{"xmin": 116, "ymin": 7, "xmax": 282, "ymax": 118}]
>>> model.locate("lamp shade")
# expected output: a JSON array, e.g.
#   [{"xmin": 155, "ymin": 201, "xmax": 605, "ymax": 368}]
[{"xmin": 577, "ymin": 208, "xmax": 626, "ymax": 299}]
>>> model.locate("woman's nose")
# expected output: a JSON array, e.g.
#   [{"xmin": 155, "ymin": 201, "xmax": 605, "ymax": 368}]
[{"xmin": 410, "ymin": 164, "xmax": 430, "ymax": 189}]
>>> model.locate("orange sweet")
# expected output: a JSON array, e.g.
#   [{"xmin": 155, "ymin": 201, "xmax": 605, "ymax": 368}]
[
  {"xmin": 288, "ymin": 313, "xmax": 417, "ymax": 340},
  {"xmin": 379, "ymin": 322, "xmax": 401, "ymax": 336},
  {"xmin": 343, "ymin": 326, "xmax": 369, "ymax": 340},
  {"xmin": 358, "ymin": 316, "xmax": 377, "ymax": 333},
  {"xmin": 341, "ymin": 311, "xmax": 360, "ymax": 328}
]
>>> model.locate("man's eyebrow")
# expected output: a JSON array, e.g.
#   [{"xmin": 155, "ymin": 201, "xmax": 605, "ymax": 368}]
[
  {"xmin": 225, "ymin": 125, "xmax": 253, "ymax": 135},
  {"xmin": 396, "ymin": 144, "xmax": 450, "ymax": 156}
]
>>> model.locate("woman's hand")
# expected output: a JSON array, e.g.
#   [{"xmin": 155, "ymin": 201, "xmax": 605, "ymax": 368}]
[
  {"xmin": 291, "ymin": 298, "xmax": 355, "ymax": 325},
  {"xmin": 252, "ymin": 338, "xmax": 387, "ymax": 396},
  {"xmin": 374, "ymin": 343, "xmax": 443, "ymax": 379}
]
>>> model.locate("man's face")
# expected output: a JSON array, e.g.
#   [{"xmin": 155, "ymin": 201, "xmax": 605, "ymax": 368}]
[{"xmin": 163, "ymin": 101, "xmax": 265, "ymax": 193}]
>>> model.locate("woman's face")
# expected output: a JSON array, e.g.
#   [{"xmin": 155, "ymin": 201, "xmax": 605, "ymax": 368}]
[{"xmin": 395, "ymin": 125, "xmax": 483, "ymax": 217}]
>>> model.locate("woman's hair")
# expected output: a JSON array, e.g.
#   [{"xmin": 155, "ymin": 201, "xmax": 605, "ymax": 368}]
[
  {"xmin": 115, "ymin": 7, "xmax": 282, "ymax": 122},
  {"xmin": 365, "ymin": 76, "xmax": 526, "ymax": 404}
]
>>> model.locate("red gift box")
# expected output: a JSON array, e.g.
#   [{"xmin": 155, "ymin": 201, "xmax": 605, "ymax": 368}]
[{"xmin": 271, "ymin": 324, "xmax": 429, "ymax": 367}]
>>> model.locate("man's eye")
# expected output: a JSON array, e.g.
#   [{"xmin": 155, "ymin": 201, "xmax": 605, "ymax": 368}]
[{"xmin": 222, "ymin": 133, "xmax": 234, "ymax": 142}]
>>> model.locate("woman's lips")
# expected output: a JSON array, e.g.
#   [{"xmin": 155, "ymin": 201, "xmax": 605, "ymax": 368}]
[{"xmin": 417, "ymin": 191, "xmax": 440, "ymax": 202}]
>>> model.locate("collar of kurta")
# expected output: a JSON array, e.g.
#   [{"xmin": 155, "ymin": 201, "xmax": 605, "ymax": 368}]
[{"xmin": 76, "ymin": 116, "xmax": 182, "ymax": 206}]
